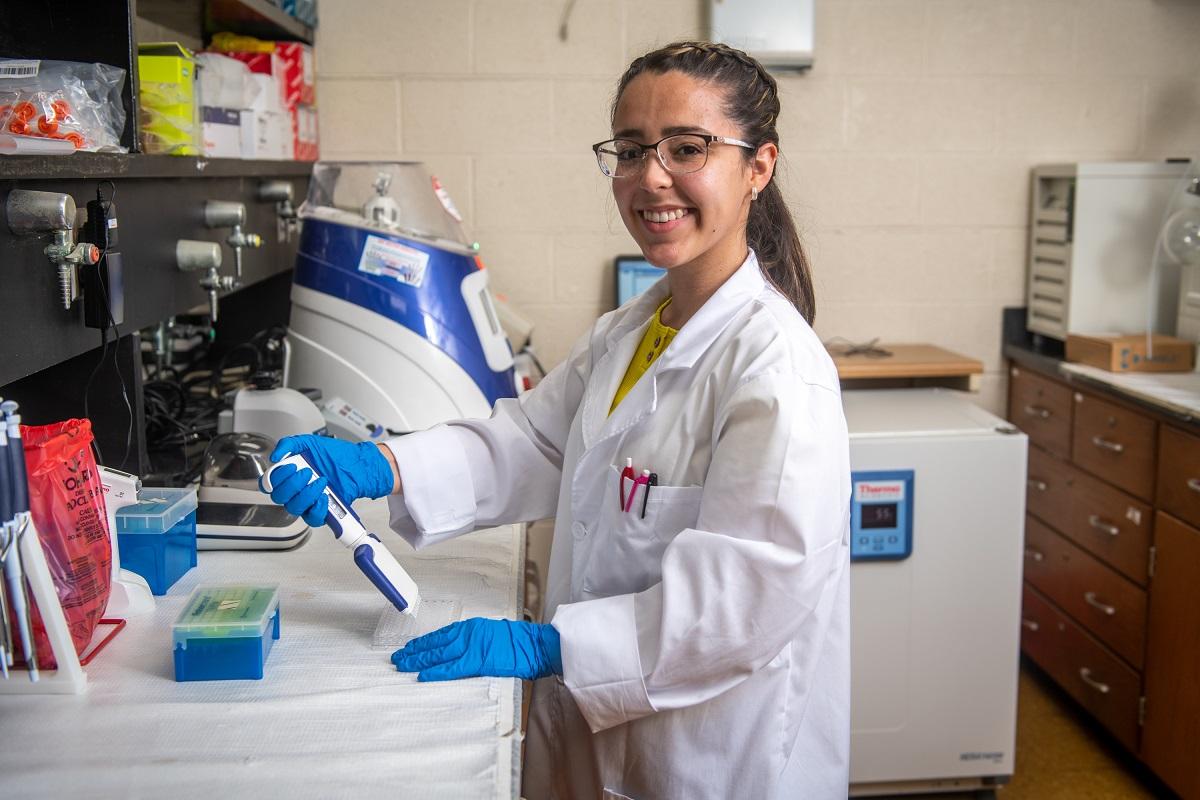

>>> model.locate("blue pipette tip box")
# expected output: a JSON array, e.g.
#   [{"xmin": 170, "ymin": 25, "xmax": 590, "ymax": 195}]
[
  {"xmin": 116, "ymin": 486, "xmax": 198, "ymax": 596},
  {"xmin": 173, "ymin": 584, "xmax": 280, "ymax": 682}
]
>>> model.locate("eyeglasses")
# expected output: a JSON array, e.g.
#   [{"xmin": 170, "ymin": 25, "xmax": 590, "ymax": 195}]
[{"xmin": 592, "ymin": 134, "xmax": 755, "ymax": 179}]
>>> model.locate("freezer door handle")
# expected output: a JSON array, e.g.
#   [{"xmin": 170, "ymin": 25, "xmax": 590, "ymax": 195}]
[{"xmin": 1079, "ymin": 667, "xmax": 1111, "ymax": 694}]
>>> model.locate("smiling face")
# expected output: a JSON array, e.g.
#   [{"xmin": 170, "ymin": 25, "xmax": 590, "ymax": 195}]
[{"xmin": 610, "ymin": 70, "xmax": 764, "ymax": 278}]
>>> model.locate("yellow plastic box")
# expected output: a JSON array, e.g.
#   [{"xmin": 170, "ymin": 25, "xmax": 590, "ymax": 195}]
[{"xmin": 138, "ymin": 42, "xmax": 199, "ymax": 155}]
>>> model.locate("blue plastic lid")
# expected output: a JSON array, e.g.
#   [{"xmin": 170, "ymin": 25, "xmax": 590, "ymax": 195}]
[
  {"xmin": 116, "ymin": 486, "xmax": 198, "ymax": 534},
  {"xmin": 173, "ymin": 584, "xmax": 280, "ymax": 648}
]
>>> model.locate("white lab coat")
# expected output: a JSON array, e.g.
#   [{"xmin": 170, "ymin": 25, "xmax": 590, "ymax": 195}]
[{"xmin": 384, "ymin": 250, "xmax": 851, "ymax": 800}]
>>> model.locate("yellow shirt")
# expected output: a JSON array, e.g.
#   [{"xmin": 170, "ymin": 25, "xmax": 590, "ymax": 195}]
[{"xmin": 610, "ymin": 297, "xmax": 678, "ymax": 415}]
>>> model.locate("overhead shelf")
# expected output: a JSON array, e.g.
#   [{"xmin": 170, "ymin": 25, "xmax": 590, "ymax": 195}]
[
  {"xmin": 204, "ymin": 0, "xmax": 314, "ymax": 44},
  {"xmin": 0, "ymin": 153, "xmax": 314, "ymax": 180}
]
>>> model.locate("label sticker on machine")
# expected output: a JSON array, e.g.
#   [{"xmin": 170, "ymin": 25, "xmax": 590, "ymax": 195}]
[
  {"xmin": 850, "ymin": 469, "xmax": 914, "ymax": 562},
  {"xmin": 358, "ymin": 235, "xmax": 429, "ymax": 288}
]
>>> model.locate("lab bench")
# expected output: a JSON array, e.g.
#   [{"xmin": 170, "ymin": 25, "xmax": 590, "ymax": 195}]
[
  {"xmin": 0, "ymin": 500, "xmax": 526, "ymax": 800},
  {"xmin": 1003, "ymin": 308, "xmax": 1200, "ymax": 800}
]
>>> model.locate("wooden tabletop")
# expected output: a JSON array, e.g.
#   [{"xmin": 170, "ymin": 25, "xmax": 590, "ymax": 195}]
[{"xmin": 827, "ymin": 343, "xmax": 984, "ymax": 380}]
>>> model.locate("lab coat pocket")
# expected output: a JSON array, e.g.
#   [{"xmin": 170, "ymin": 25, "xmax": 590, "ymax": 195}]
[{"xmin": 580, "ymin": 466, "xmax": 702, "ymax": 598}]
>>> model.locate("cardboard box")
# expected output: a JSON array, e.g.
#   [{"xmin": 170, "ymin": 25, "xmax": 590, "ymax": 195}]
[
  {"xmin": 290, "ymin": 104, "xmax": 318, "ymax": 161},
  {"xmin": 221, "ymin": 51, "xmax": 289, "ymax": 110},
  {"xmin": 1066, "ymin": 334, "xmax": 1197, "ymax": 373},
  {"xmin": 274, "ymin": 43, "xmax": 315, "ymax": 107},
  {"xmin": 240, "ymin": 110, "xmax": 293, "ymax": 160},
  {"xmin": 201, "ymin": 107, "xmax": 242, "ymax": 158}
]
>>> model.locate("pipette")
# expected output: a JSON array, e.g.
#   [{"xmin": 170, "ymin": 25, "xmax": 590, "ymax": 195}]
[
  {"xmin": 262, "ymin": 453, "xmax": 420, "ymax": 615},
  {"xmin": 0, "ymin": 404, "xmax": 37, "ymax": 681}
]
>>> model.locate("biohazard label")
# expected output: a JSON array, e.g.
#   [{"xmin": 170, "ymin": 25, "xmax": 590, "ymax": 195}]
[{"xmin": 357, "ymin": 234, "xmax": 429, "ymax": 288}]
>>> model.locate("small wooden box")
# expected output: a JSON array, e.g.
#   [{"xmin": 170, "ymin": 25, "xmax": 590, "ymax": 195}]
[{"xmin": 1066, "ymin": 334, "xmax": 1196, "ymax": 373}]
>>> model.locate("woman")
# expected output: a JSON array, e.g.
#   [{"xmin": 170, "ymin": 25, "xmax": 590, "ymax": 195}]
[{"xmin": 266, "ymin": 41, "xmax": 851, "ymax": 799}]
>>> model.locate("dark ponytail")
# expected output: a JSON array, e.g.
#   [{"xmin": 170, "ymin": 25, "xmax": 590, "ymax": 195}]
[{"xmin": 613, "ymin": 41, "xmax": 816, "ymax": 325}]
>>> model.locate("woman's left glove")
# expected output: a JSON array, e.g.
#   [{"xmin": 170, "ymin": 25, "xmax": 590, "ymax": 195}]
[{"xmin": 391, "ymin": 618, "xmax": 562, "ymax": 682}]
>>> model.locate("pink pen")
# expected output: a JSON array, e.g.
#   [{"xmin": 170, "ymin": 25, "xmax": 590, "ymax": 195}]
[
  {"xmin": 625, "ymin": 469, "xmax": 651, "ymax": 513},
  {"xmin": 619, "ymin": 457, "xmax": 634, "ymax": 511}
]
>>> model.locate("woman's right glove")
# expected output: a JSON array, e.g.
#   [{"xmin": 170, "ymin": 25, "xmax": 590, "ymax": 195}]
[{"xmin": 261, "ymin": 434, "xmax": 395, "ymax": 527}]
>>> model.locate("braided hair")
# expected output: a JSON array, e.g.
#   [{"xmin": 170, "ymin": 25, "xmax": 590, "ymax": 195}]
[{"xmin": 613, "ymin": 41, "xmax": 816, "ymax": 325}]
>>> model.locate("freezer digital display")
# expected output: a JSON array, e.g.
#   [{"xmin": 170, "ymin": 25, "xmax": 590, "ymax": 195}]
[{"xmin": 861, "ymin": 503, "xmax": 897, "ymax": 529}]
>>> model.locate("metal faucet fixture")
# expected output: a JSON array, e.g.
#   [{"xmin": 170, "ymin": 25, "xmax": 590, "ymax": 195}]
[
  {"xmin": 6, "ymin": 190, "xmax": 100, "ymax": 310},
  {"xmin": 177, "ymin": 239, "xmax": 232, "ymax": 322},
  {"xmin": 203, "ymin": 200, "xmax": 262, "ymax": 280}
]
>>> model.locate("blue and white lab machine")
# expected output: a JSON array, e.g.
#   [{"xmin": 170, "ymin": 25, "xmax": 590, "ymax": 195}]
[{"xmin": 286, "ymin": 162, "xmax": 517, "ymax": 433}]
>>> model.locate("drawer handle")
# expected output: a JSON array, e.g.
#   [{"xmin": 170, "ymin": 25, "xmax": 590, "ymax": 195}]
[
  {"xmin": 1091, "ymin": 435, "xmax": 1124, "ymax": 454},
  {"xmin": 1087, "ymin": 515, "xmax": 1120, "ymax": 537},
  {"xmin": 1021, "ymin": 618, "xmax": 1040, "ymax": 632},
  {"xmin": 1027, "ymin": 477, "xmax": 1048, "ymax": 492},
  {"xmin": 1188, "ymin": 478, "xmax": 1200, "ymax": 494},
  {"xmin": 1084, "ymin": 591, "xmax": 1117, "ymax": 616},
  {"xmin": 1079, "ymin": 667, "xmax": 1111, "ymax": 695},
  {"xmin": 1024, "ymin": 547, "xmax": 1044, "ymax": 562},
  {"xmin": 1023, "ymin": 404, "xmax": 1052, "ymax": 420}
]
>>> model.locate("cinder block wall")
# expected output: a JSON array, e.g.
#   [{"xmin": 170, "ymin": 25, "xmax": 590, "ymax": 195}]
[{"xmin": 317, "ymin": 0, "xmax": 1200, "ymax": 414}]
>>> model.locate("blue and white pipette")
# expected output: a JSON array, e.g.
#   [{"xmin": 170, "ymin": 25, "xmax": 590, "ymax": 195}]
[
  {"xmin": 263, "ymin": 453, "xmax": 421, "ymax": 615},
  {"xmin": 0, "ymin": 403, "xmax": 37, "ymax": 681}
]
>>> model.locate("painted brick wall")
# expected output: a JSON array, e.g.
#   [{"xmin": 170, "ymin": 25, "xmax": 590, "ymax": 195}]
[{"xmin": 316, "ymin": 0, "xmax": 1200, "ymax": 414}]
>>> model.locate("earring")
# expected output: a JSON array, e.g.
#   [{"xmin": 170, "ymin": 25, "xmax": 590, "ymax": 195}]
[{"xmin": 751, "ymin": 186, "xmax": 759, "ymax": 201}]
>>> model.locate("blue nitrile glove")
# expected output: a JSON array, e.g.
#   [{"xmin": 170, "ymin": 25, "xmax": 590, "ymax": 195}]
[
  {"xmin": 262, "ymin": 434, "xmax": 395, "ymax": 527},
  {"xmin": 391, "ymin": 618, "xmax": 563, "ymax": 682}
]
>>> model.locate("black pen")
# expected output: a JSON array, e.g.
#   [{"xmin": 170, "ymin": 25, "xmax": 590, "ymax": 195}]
[{"xmin": 640, "ymin": 473, "xmax": 657, "ymax": 519}]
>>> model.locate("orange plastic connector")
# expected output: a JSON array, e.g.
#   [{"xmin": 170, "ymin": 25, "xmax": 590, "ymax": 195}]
[
  {"xmin": 37, "ymin": 115, "xmax": 58, "ymax": 134},
  {"xmin": 7, "ymin": 118, "xmax": 28, "ymax": 135},
  {"xmin": 12, "ymin": 101, "xmax": 35, "ymax": 122},
  {"xmin": 51, "ymin": 99, "xmax": 72, "ymax": 119},
  {"xmin": 63, "ymin": 132, "xmax": 85, "ymax": 148}
]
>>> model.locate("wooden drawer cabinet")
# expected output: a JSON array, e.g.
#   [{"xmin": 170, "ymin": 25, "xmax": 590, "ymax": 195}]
[
  {"xmin": 1072, "ymin": 392, "xmax": 1157, "ymax": 501},
  {"xmin": 1010, "ymin": 366, "xmax": 1073, "ymax": 457},
  {"xmin": 1061, "ymin": 464, "xmax": 1153, "ymax": 586},
  {"xmin": 1024, "ymin": 516, "xmax": 1146, "ymax": 669},
  {"xmin": 1156, "ymin": 426, "xmax": 1200, "ymax": 530},
  {"xmin": 1141, "ymin": 513, "xmax": 1200, "ymax": 800},
  {"xmin": 1020, "ymin": 584, "xmax": 1142, "ymax": 752},
  {"xmin": 1026, "ymin": 445, "xmax": 1075, "ymax": 534},
  {"xmin": 1009, "ymin": 357, "xmax": 1200, "ymax": 797}
]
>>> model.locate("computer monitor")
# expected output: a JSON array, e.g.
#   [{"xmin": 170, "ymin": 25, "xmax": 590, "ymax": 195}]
[{"xmin": 615, "ymin": 256, "xmax": 667, "ymax": 307}]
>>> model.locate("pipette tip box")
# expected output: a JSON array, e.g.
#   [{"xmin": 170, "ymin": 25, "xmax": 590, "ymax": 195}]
[
  {"xmin": 116, "ymin": 487, "xmax": 198, "ymax": 595},
  {"xmin": 173, "ymin": 584, "xmax": 280, "ymax": 681}
]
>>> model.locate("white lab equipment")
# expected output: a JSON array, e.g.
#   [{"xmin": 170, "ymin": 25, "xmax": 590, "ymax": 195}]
[
  {"xmin": 98, "ymin": 466, "xmax": 156, "ymax": 617},
  {"xmin": 285, "ymin": 162, "xmax": 518, "ymax": 433},
  {"xmin": 263, "ymin": 452, "xmax": 421, "ymax": 615},
  {"xmin": 229, "ymin": 378, "xmax": 326, "ymax": 442},
  {"xmin": 195, "ymin": 432, "xmax": 310, "ymax": 551},
  {"xmin": 709, "ymin": 0, "xmax": 815, "ymax": 70},
  {"xmin": 1026, "ymin": 161, "xmax": 1189, "ymax": 341},
  {"xmin": 845, "ymin": 389, "xmax": 1027, "ymax": 796}
]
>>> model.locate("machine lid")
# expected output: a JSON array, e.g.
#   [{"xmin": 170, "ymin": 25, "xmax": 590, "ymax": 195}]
[
  {"xmin": 300, "ymin": 161, "xmax": 474, "ymax": 253},
  {"xmin": 842, "ymin": 388, "xmax": 1017, "ymax": 438}
]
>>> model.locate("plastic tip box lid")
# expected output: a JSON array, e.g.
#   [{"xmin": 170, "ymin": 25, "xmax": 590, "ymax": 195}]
[
  {"xmin": 116, "ymin": 486, "xmax": 198, "ymax": 533},
  {"xmin": 174, "ymin": 585, "xmax": 280, "ymax": 647}
]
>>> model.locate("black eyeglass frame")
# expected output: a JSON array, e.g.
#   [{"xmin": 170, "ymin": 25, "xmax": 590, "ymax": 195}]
[{"xmin": 591, "ymin": 134, "xmax": 756, "ymax": 178}]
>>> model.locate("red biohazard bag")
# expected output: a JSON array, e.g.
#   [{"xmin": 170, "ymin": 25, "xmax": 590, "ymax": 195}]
[{"xmin": 19, "ymin": 419, "xmax": 112, "ymax": 669}]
